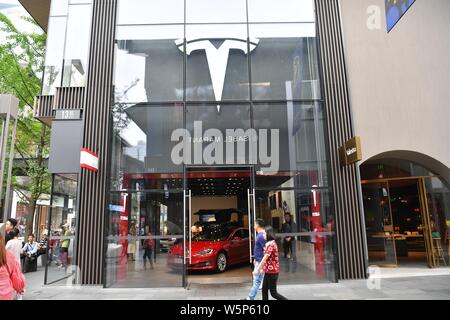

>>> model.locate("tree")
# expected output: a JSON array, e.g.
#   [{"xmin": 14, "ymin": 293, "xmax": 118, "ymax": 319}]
[{"xmin": 0, "ymin": 13, "xmax": 50, "ymax": 237}]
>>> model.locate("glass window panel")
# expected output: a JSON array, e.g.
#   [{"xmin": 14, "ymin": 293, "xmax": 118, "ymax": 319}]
[
  {"xmin": 186, "ymin": 0, "xmax": 247, "ymax": 23},
  {"xmin": 45, "ymin": 174, "xmax": 78, "ymax": 285},
  {"xmin": 42, "ymin": 17, "xmax": 67, "ymax": 95},
  {"xmin": 362, "ymin": 182, "xmax": 398, "ymax": 266},
  {"xmin": 425, "ymin": 177, "xmax": 450, "ymax": 262},
  {"xmin": 249, "ymin": 23, "xmax": 320, "ymax": 100},
  {"xmin": 255, "ymin": 189, "xmax": 336, "ymax": 283},
  {"xmin": 185, "ymin": 104, "xmax": 252, "ymax": 166},
  {"xmin": 186, "ymin": 24, "xmax": 249, "ymax": 101},
  {"xmin": 117, "ymin": 0, "xmax": 184, "ymax": 25},
  {"xmin": 360, "ymin": 159, "xmax": 437, "ymax": 180},
  {"xmin": 50, "ymin": 0, "xmax": 69, "ymax": 16},
  {"xmin": 111, "ymin": 104, "xmax": 184, "ymax": 191},
  {"xmin": 248, "ymin": 0, "xmax": 316, "ymax": 23},
  {"xmin": 253, "ymin": 103, "xmax": 329, "ymax": 188},
  {"xmin": 105, "ymin": 191, "xmax": 184, "ymax": 288},
  {"xmin": 62, "ymin": 4, "xmax": 92, "ymax": 87},
  {"xmin": 69, "ymin": 0, "xmax": 92, "ymax": 3},
  {"xmin": 115, "ymin": 25, "xmax": 184, "ymax": 103}
]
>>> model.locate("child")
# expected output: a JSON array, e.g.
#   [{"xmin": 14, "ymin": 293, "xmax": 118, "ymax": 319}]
[
  {"xmin": 143, "ymin": 231, "xmax": 155, "ymax": 270},
  {"xmin": 253, "ymin": 226, "xmax": 288, "ymax": 300}
]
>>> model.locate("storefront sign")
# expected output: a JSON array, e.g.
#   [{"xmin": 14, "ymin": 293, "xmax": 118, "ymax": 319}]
[
  {"xmin": 171, "ymin": 121, "xmax": 280, "ymax": 172},
  {"xmin": 177, "ymin": 38, "xmax": 258, "ymax": 111},
  {"xmin": 339, "ymin": 137, "xmax": 362, "ymax": 166},
  {"xmin": 80, "ymin": 148, "xmax": 99, "ymax": 172}
]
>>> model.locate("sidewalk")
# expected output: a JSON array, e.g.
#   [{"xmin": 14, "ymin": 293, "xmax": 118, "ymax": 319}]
[{"xmin": 22, "ymin": 267, "xmax": 450, "ymax": 300}]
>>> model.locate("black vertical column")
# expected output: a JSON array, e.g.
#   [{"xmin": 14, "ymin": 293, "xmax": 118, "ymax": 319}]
[
  {"xmin": 315, "ymin": 0, "xmax": 368, "ymax": 279},
  {"xmin": 76, "ymin": 0, "xmax": 117, "ymax": 285}
]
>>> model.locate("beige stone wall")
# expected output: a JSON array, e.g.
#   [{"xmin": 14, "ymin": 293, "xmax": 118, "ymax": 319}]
[{"xmin": 339, "ymin": 0, "xmax": 450, "ymax": 180}]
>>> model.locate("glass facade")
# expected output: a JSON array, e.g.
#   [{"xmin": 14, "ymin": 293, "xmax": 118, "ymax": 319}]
[
  {"xmin": 361, "ymin": 160, "xmax": 450, "ymax": 267},
  {"xmin": 45, "ymin": 174, "xmax": 78, "ymax": 285},
  {"xmin": 42, "ymin": 0, "xmax": 93, "ymax": 95},
  {"xmin": 107, "ymin": 0, "xmax": 336, "ymax": 287}
]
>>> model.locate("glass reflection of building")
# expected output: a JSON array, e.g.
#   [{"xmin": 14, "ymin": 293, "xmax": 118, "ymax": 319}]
[
  {"xmin": 32, "ymin": 0, "xmax": 374, "ymax": 288},
  {"xmin": 106, "ymin": 0, "xmax": 335, "ymax": 288}
]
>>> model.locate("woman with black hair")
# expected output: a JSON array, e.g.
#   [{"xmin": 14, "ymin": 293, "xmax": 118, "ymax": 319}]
[{"xmin": 253, "ymin": 226, "xmax": 288, "ymax": 300}]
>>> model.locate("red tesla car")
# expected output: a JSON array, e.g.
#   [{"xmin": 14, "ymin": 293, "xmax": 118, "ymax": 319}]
[{"xmin": 167, "ymin": 224, "xmax": 251, "ymax": 272}]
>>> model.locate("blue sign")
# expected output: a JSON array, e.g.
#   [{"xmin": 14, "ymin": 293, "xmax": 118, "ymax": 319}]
[{"xmin": 386, "ymin": 0, "xmax": 416, "ymax": 32}]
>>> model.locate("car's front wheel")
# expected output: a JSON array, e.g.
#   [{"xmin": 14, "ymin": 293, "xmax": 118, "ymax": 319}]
[{"xmin": 216, "ymin": 252, "xmax": 227, "ymax": 272}]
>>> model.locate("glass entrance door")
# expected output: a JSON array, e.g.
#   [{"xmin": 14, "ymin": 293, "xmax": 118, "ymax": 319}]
[
  {"xmin": 362, "ymin": 177, "xmax": 448, "ymax": 268},
  {"xmin": 184, "ymin": 166, "xmax": 254, "ymax": 287},
  {"xmin": 419, "ymin": 178, "xmax": 437, "ymax": 268},
  {"xmin": 105, "ymin": 190, "xmax": 185, "ymax": 288},
  {"xmin": 362, "ymin": 182, "xmax": 398, "ymax": 267},
  {"xmin": 45, "ymin": 174, "xmax": 78, "ymax": 285}
]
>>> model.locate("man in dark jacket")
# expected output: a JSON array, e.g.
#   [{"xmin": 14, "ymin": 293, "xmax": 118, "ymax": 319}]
[
  {"xmin": 282, "ymin": 213, "xmax": 297, "ymax": 259},
  {"xmin": 5, "ymin": 218, "xmax": 18, "ymax": 244}
]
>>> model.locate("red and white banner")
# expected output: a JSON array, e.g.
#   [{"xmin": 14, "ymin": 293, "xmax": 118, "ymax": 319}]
[{"xmin": 80, "ymin": 148, "xmax": 99, "ymax": 172}]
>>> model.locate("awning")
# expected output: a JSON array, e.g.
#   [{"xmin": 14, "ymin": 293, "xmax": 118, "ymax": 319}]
[{"xmin": 18, "ymin": 0, "xmax": 51, "ymax": 32}]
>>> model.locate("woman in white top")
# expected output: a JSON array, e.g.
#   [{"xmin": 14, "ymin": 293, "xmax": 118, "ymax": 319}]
[{"xmin": 5, "ymin": 229, "xmax": 23, "ymax": 269}]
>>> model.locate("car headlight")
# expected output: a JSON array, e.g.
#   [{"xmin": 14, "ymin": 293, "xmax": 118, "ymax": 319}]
[{"xmin": 195, "ymin": 249, "xmax": 214, "ymax": 256}]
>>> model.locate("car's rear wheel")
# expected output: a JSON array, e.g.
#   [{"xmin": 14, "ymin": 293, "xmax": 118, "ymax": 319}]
[{"xmin": 216, "ymin": 252, "xmax": 227, "ymax": 272}]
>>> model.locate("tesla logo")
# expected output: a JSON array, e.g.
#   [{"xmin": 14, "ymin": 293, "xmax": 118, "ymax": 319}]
[{"xmin": 176, "ymin": 38, "xmax": 259, "ymax": 111}]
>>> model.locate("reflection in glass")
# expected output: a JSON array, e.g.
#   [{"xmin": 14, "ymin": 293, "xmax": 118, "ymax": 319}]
[
  {"xmin": 186, "ymin": 24, "xmax": 250, "ymax": 101},
  {"xmin": 42, "ymin": 17, "xmax": 67, "ymax": 95},
  {"xmin": 249, "ymin": 24, "xmax": 320, "ymax": 101},
  {"xmin": 255, "ymin": 189, "xmax": 336, "ymax": 284},
  {"xmin": 45, "ymin": 174, "xmax": 78, "ymax": 285},
  {"xmin": 362, "ymin": 182, "xmax": 398, "ymax": 266},
  {"xmin": 425, "ymin": 177, "xmax": 450, "ymax": 263},
  {"xmin": 117, "ymin": 0, "xmax": 184, "ymax": 25},
  {"xmin": 253, "ymin": 103, "xmax": 328, "ymax": 188},
  {"xmin": 105, "ymin": 191, "xmax": 184, "ymax": 288},
  {"xmin": 248, "ymin": 0, "xmax": 316, "ymax": 23},
  {"xmin": 115, "ymin": 25, "xmax": 184, "ymax": 103},
  {"xmin": 186, "ymin": 104, "xmax": 252, "ymax": 165},
  {"xmin": 186, "ymin": 0, "xmax": 247, "ymax": 23},
  {"xmin": 110, "ymin": 104, "xmax": 184, "ymax": 191},
  {"xmin": 62, "ymin": 4, "xmax": 92, "ymax": 87},
  {"xmin": 361, "ymin": 159, "xmax": 436, "ymax": 180},
  {"xmin": 50, "ymin": 0, "xmax": 68, "ymax": 16}
]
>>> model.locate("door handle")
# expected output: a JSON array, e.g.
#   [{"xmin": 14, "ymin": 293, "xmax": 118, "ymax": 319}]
[
  {"xmin": 188, "ymin": 189, "xmax": 192, "ymax": 263},
  {"xmin": 247, "ymin": 189, "xmax": 253, "ymax": 264}
]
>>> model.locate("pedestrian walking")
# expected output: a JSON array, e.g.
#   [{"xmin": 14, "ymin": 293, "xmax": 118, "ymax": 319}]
[
  {"xmin": 5, "ymin": 218, "xmax": 18, "ymax": 244},
  {"xmin": 5, "ymin": 229, "xmax": 23, "ymax": 269},
  {"xmin": 245, "ymin": 219, "xmax": 266, "ymax": 300},
  {"xmin": 254, "ymin": 226, "xmax": 288, "ymax": 300},
  {"xmin": 0, "ymin": 233, "xmax": 25, "ymax": 300}
]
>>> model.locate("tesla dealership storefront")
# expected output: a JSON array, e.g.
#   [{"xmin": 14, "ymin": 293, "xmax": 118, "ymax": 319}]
[
  {"xmin": 32, "ymin": 0, "xmax": 369, "ymax": 287},
  {"xmin": 106, "ymin": 0, "xmax": 337, "ymax": 288}
]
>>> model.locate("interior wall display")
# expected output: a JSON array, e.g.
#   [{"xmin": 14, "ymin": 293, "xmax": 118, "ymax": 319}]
[{"xmin": 385, "ymin": 0, "xmax": 416, "ymax": 32}]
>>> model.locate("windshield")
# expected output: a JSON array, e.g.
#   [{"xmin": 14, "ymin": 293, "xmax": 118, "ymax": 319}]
[{"xmin": 193, "ymin": 226, "xmax": 234, "ymax": 241}]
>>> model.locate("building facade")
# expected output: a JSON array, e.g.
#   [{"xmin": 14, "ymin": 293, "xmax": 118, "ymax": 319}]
[{"xmin": 22, "ymin": 0, "xmax": 449, "ymax": 287}]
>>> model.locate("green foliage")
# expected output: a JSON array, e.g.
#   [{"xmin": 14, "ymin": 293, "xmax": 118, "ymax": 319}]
[{"xmin": 0, "ymin": 13, "xmax": 50, "ymax": 234}]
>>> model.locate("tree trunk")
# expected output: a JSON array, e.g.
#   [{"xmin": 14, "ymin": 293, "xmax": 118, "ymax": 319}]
[{"xmin": 26, "ymin": 200, "xmax": 37, "ymax": 237}]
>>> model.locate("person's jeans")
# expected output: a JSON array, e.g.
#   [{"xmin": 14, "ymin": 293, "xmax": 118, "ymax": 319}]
[{"xmin": 247, "ymin": 262, "xmax": 264, "ymax": 300}]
